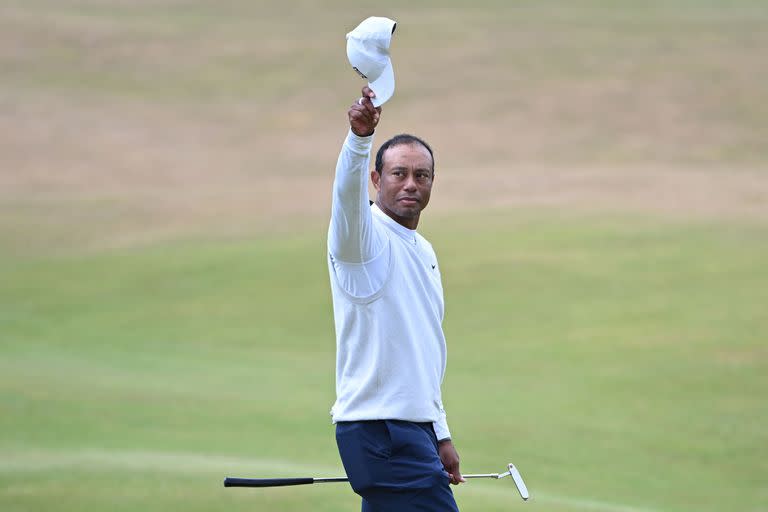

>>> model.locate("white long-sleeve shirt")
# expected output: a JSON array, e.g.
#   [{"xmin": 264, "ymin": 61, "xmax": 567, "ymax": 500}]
[{"xmin": 327, "ymin": 129, "xmax": 451, "ymax": 441}]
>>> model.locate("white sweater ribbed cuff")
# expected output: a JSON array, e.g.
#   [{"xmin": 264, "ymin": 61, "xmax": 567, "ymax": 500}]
[
  {"xmin": 345, "ymin": 130, "xmax": 373, "ymax": 155},
  {"xmin": 433, "ymin": 417, "xmax": 451, "ymax": 441}
]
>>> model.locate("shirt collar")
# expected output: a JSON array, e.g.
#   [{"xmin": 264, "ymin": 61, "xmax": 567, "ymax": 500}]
[{"xmin": 372, "ymin": 202, "xmax": 418, "ymax": 244}]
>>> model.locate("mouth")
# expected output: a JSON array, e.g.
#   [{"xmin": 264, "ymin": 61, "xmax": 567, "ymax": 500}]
[{"xmin": 398, "ymin": 197, "xmax": 420, "ymax": 206}]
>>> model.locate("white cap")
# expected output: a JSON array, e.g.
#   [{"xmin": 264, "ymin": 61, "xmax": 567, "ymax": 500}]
[{"xmin": 346, "ymin": 17, "xmax": 397, "ymax": 107}]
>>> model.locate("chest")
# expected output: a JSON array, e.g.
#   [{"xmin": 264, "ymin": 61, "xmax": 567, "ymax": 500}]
[{"xmin": 388, "ymin": 236, "xmax": 444, "ymax": 319}]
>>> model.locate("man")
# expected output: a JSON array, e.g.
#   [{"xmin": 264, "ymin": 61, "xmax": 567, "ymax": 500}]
[{"xmin": 327, "ymin": 85, "xmax": 464, "ymax": 512}]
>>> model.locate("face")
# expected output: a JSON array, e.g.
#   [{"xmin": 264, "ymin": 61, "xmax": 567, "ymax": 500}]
[{"xmin": 371, "ymin": 143, "xmax": 434, "ymax": 230}]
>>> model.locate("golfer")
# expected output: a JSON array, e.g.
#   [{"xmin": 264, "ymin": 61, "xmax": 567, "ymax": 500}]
[{"xmin": 327, "ymin": 85, "xmax": 463, "ymax": 512}]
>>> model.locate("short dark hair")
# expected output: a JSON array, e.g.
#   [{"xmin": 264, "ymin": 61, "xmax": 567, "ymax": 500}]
[{"xmin": 374, "ymin": 134, "xmax": 435, "ymax": 174}]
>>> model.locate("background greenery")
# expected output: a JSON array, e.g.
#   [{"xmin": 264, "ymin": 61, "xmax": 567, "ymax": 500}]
[{"xmin": 2, "ymin": 1, "xmax": 767, "ymax": 511}]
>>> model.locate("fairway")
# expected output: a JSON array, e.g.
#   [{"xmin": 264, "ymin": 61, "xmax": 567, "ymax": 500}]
[
  {"xmin": 2, "ymin": 216, "xmax": 767, "ymax": 512},
  {"xmin": 2, "ymin": 1, "xmax": 767, "ymax": 512}
]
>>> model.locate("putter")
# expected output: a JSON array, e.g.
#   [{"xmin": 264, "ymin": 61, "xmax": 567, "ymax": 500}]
[
  {"xmin": 462, "ymin": 463, "xmax": 529, "ymax": 500},
  {"xmin": 224, "ymin": 462, "xmax": 530, "ymax": 501}
]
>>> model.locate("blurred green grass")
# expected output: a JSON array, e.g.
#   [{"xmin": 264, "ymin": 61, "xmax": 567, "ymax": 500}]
[
  {"xmin": 2, "ymin": 214, "xmax": 766, "ymax": 512},
  {"xmin": 2, "ymin": 1, "xmax": 767, "ymax": 511}
]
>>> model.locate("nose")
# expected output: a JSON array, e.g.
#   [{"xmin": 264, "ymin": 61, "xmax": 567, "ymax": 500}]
[{"xmin": 403, "ymin": 175, "xmax": 417, "ymax": 192}]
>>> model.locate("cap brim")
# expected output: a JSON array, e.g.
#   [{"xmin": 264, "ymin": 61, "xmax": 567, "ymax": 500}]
[{"xmin": 369, "ymin": 59, "xmax": 394, "ymax": 107}]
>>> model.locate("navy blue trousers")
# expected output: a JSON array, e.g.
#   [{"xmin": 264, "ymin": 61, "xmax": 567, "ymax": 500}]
[{"xmin": 336, "ymin": 420, "xmax": 460, "ymax": 512}]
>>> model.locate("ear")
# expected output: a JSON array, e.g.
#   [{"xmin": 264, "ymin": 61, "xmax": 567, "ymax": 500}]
[{"xmin": 370, "ymin": 170, "xmax": 381, "ymax": 192}]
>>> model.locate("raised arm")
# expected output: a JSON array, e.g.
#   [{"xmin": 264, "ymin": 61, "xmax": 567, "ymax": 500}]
[{"xmin": 329, "ymin": 87, "xmax": 386, "ymax": 263}]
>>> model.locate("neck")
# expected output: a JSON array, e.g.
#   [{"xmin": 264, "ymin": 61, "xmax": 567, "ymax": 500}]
[{"xmin": 376, "ymin": 200, "xmax": 419, "ymax": 230}]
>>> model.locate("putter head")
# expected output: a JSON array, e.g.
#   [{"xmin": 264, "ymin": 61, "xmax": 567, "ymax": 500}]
[
  {"xmin": 498, "ymin": 463, "xmax": 529, "ymax": 501},
  {"xmin": 507, "ymin": 463, "xmax": 530, "ymax": 500}
]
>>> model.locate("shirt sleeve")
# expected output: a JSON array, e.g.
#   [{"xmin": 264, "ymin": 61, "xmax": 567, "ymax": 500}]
[
  {"xmin": 433, "ymin": 399, "xmax": 451, "ymax": 441},
  {"xmin": 328, "ymin": 129, "xmax": 387, "ymax": 264}
]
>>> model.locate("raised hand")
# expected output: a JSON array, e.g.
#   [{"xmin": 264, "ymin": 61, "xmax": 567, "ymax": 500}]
[{"xmin": 348, "ymin": 86, "xmax": 382, "ymax": 137}]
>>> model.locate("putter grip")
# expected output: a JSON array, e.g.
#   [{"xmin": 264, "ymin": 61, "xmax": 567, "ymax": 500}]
[{"xmin": 224, "ymin": 477, "xmax": 314, "ymax": 487}]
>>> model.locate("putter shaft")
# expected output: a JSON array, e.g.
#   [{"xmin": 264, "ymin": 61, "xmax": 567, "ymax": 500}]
[{"xmin": 225, "ymin": 462, "xmax": 529, "ymax": 500}]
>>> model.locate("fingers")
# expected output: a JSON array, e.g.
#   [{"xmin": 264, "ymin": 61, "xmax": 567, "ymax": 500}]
[
  {"xmin": 438, "ymin": 441, "xmax": 464, "ymax": 485},
  {"xmin": 362, "ymin": 85, "xmax": 376, "ymax": 101},
  {"xmin": 348, "ymin": 87, "xmax": 380, "ymax": 136},
  {"xmin": 348, "ymin": 102, "xmax": 379, "ymax": 126},
  {"xmin": 357, "ymin": 87, "xmax": 379, "ymax": 116},
  {"xmin": 446, "ymin": 465, "xmax": 464, "ymax": 485},
  {"xmin": 360, "ymin": 86, "xmax": 382, "ymax": 114},
  {"xmin": 444, "ymin": 462, "xmax": 458, "ymax": 484}
]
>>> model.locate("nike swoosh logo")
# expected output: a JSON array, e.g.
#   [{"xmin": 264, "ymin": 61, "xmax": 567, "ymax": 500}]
[{"xmin": 431, "ymin": 264, "xmax": 436, "ymax": 269}]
